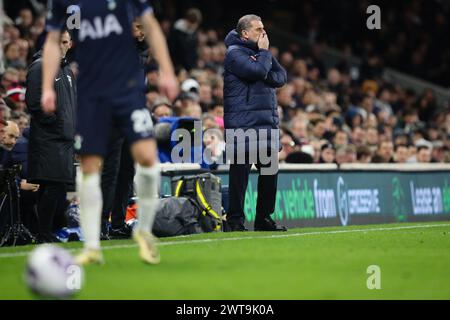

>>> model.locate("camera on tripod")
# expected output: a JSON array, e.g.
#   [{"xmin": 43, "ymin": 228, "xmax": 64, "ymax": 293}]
[
  {"xmin": 0, "ymin": 165, "xmax": 21, "ymax": 194},
  {"xmin": 1, "ymin": 164, "xmax": 21, "ymax": 178},
  {"xmin": 0, "ymin": 164, "xmax": 35, "ymax": 246}
]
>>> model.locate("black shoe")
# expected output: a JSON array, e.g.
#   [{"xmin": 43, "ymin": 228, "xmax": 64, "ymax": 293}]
[
  {"xmin": 100, "ymin": 232, "xmax": 110, "ymax": 241},
  {"xmin": 101, "ymin": 222, "xmax": 110, "ymax": 241},
  {"xmin": 68, "ymin": 233, "xmax": 80, "ymax": 242},
  {"xmin": 109, "ymin": 224, "xmax": 132, "ymax": 239},
  {"xmin": 225, "ymin": 223, "xmax": 248, "ymax": 232},
  {"xmin": 254, "ymin": 217, "xmax": 287, "ymax": 232}
]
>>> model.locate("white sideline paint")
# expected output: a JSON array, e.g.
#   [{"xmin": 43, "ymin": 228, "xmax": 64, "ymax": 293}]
[{"xmin": 0, "ymin": 223, "xmax": 449, "ymax": 259}]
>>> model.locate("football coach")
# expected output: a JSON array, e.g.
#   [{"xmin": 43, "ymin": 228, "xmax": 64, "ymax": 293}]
[{"xmin": 223, "ymin": 14, "xmax": 287, "ymax": 232}]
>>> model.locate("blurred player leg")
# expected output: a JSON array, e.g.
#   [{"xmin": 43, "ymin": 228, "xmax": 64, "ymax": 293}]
[
  {"xmin": 131, "ymin": 139, "xmax": 160, "ymax": 264},
  {"xmin": 76, "ymin": 155, "xmax": 104, "ymax": 265}
]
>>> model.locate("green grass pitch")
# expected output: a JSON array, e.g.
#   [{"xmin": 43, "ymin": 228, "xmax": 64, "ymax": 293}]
[{"xmin": 1, "ymin": 221, "xmax": 450, "ymax": 299}]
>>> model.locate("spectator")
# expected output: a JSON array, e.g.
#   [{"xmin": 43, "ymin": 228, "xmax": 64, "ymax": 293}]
[
  {"xmin": 333, "ymin": 130, "xmax": 348, "ymax": 148},
  {"xmin": 335, "ymin": 146, "xmax": 347, "ymax": 165},
  {"xmin": 173, "ymin": 91, "xmax": 199, "ymax": 116},
  {"xmin": 1, "ymin": 67, "xmax": 19, "ymax": 90},
  {"xmin": 394, "ymin": 144, "xmax": 409, "ymax": 163},
  {"xmin": 366, "ymin": 127, "xmax": 379, "ymax": 153},
  {"xmin": 202, "ymin": 114, "xmax": 218, "ymax": 130},
  {"xmin": 0, "ymin": 98, "xmax": 12, "ymax": 122},
  {"xmin": 184, "ymin": 102, "xmax": 202, "ymax": 119},
  {"xmin": 345, "ymin": 145, "xmax": 358, "ymax": 163},
  {"xmin": 360, "ymin": 94, "xmax": 375, "ymax": 118},
  {"xmin": 375, "ymin": 141, "xmax": 395, "ymax": 163},
  {"xmin": 350, "ymin": 126, "xmax": 366, "ymax": 147},
  {"xmin": 5, "ymin": 84, "xmax": 26, "ymax": 112},
  {"xmin": 151, "ymin": 99, "xmax": 173, "ymax": 122},
  {"xmin": 0, "ymin": 121, "xmax": 34, "ymax": 187},
  {"xmin": 15, "ymin": 7, "xmax": 34, "ymax": 38},
  {"xmin": 394, "ymin": 133, "xmax": 409, "ymax": 147},
  {"xmin": 0, "ymin": 120, "xmax": 19, "ymax": 152},
  {"xmin": 432, "ymin": 142, "xmax": 446, "ymax": 163},
  {"xmin": 180, "ymin": 78, "xmax": 200, "ymax": 95},
  {"xmin": 208, "ymin": 103, "xmax": 224, "ymax": 119},
  {"xmin": 279, "ymin": 130, "xmax": 296, "ymax": 162},
  {"xmin": 211, "ymin": 79, "xmax": 224, "ymax": 103},
  {"xmin": 145, "ymin": 66, "xmax": 159, "ymax": 88},
  {"xmin": 203, "ymin": 128, "xmax": 225, "ymax": 169},
  {"xmin": 416, "ymin": 145, "xmax": 432, "ymax": 163},
  {"xmin": 375, "ymin": 87, "xmax": 394, "ymax": 118},
  {"xmin": 132, "ymin": 19, "xmax": 148, "ymax": 66},
  {"xmin": 11, "ymin": 110, "xmax": 29, "ymax": 134},
  {"xmin": 399, "ymin": 109, "xmax": 424, "ymax": 135},
  {"xmin": 345, "ymin": 108, "xmax": 364, "ymax": 129},
  {"xmin": 0, "ymin": 121, "xmax": 39, "ymax": 235},
  {"xmin": 290, "ymin": 117, "xmax": 308, "ymax": 143},
  {"xmin": 309, "ymin": 140, "xmax": 323, "ymax": 163},
  {"xmin": 4, "ymin": 41, "xmax": 21, "ymax": 68},
  {"xmin": 407, "ymin": 145, "xmax": 418, "ymax": 163},
  {"xmin": 336, "ymin": 145, "xmax": 357, "ymax": 165},
  {"xmin": 277, "ymin": 84, "xmax": 296, "ymax": 119},
  {"xmin": 356, "ymin": 146, "xmax": 372, "ymax": 163},
  {"xmin": 169, "ymin": 8, "xmax": 202, "ymax": 71},
  {"xmin": 199, "ymin": 82, "xmax": 213, "ymax": 112},
  {"xmin": 145, "ymin": 85, "xmax": 160, "ymax": 108},
  {"xmin": 310, "ymin": 118, "xmax": 326, "ymax": 141},
  {"xmin": 279, "ymin": 51, "xmax": 294, "ymax": 71},
  {"xmin": 417, "ymin": 89, "xmax": 437, "ymax": 123},
  {"xmin": 319, "ymin": 143, "xmax": 335, "ymax": 163}
]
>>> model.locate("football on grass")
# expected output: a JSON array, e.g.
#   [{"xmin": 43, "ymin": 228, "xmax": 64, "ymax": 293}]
[{"xmin": 24, "ymin": 244, "xmax": 83, "ymax": 299}]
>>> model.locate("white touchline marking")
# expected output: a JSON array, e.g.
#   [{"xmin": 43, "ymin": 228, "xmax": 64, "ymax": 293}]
[{"xmin": 0, "ymin": 223, "xmax": 449, "ymax": 259}]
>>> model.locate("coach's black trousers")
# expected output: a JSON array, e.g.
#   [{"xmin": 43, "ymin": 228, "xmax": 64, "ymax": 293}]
[
  {"xmin": 227, "ymin": 162, "xmax": 278, "ymax": 226},
  {"xmin": 37, "ymin": 181, "xmax": 67, "ymax": 234},
  {"xmin": 101, "ymin": 133, "xmax": 135, "ymax": 229}
]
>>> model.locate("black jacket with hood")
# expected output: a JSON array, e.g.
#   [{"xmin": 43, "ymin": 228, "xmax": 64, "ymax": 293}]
[{"xmin": 25, "ymin": 51, "xmax": 77, "ymax": 184}]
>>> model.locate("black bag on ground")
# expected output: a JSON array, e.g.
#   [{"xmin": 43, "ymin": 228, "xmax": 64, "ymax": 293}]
[
  {"xmin": 171, "ymin": 173, "xmax": 223, "ymax": 232},
  {"xmin": 152, "ymin": 197, "xmax": 203, "ymax": 237}
]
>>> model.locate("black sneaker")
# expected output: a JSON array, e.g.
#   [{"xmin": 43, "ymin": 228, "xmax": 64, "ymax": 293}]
[
  {"xmin": 100, "ymin": 222, "xmax": 110, "ymax": 241},
  {"xmin": 109, "ymin": 224, "xmax": 132, "ymax": 239},
  {"xmin": 225, "ymin": 222, "xmax": 248, "ymax": 232},
  {"xmin": 254, "ymin": 217, "xmax": 287, "ymax": 232},
  {"xmin": 100, "ymin": 232, "xmax": 110, "ymax": 241}
]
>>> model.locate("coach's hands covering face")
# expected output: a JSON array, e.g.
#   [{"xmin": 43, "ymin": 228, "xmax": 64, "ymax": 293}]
[{"xmin": 258, "ymin": 32, "xmax": 269, "ymax": 50}]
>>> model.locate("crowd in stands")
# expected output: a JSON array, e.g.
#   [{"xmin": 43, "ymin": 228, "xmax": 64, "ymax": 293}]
[
  {"xmin": 288, "ymin": 0, "xmax": 450, "ymax": 88},
  {"xmin": 0, "ymin": 4, "xmax": 449, "ymax": 173},
  {"xmin": 0, "ymin": 2, "xmax": 448, "ymax": 243},
  {"xmin": 159, "ymin": 7, "xmax": 450, "ymax": 166}
]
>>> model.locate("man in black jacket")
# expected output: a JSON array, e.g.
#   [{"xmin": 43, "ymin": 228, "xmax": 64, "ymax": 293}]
[
  {"xmin": 25, "ymin": 30, "xmax": 76, "ymax": 243},
  {"xmin": 169, "ymin": 8, "xmax": 202, "ymax": 71}
]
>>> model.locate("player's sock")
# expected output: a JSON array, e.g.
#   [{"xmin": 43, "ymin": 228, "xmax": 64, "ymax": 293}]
[
  {"xmin": 135, "ymin": 165, "xmax": 160, "ymax": 233},
  {"xmin": 77, "ymin": 172, "xmax": 102, "ymax": 250}
]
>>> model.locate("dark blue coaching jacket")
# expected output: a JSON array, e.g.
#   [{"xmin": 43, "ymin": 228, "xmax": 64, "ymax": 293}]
[{"xmin": 223, "ymin": 30, "xmax": 287, "ymax": 156}]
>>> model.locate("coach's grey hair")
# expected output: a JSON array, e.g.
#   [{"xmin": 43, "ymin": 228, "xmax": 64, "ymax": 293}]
[{"xmin": 236, "ymin": 14, "xmax": 261, "ymax": 36}]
